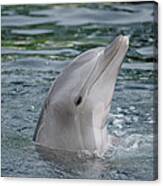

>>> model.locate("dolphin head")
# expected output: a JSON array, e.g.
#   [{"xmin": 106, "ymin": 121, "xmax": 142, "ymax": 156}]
[
  {"xmin": 34, "ymin": 35, "xmax": 129, "ymax": 155},
  {"xmin": 73, "ymin": 35, "xmax": 129, "ymax": 110}
]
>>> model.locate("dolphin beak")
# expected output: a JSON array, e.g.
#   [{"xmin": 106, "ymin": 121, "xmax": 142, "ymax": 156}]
[
  {"xmin": 104, "ymin": 35, "xmax": 129, "ymax": 63},
  {"xmin": 88, "ymin": 35, "xmax": 129, "ymax": 90},
  {"xmin": 75, "ymin": 35, "xmax": 129, "ymax": 103}
]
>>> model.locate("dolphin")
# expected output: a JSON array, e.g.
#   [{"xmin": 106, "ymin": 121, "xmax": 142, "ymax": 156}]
[{"xmin": 33, "ymin": 35, "xmax": 129, "ymax": 156}]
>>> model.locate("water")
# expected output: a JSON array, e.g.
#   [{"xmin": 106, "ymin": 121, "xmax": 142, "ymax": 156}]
[{"xmin": 1, "ymin": 2, "xmax": 158, "ymax": 180}]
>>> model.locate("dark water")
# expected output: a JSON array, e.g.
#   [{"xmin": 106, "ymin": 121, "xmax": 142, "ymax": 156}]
[{"xmin": 1, "ymin": 2, "xmax": 158, "ymax": 180}]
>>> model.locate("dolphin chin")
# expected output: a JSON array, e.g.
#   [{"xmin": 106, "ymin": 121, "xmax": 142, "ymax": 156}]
[{"xmin": 33, "ymin": 35, "xmax": 129, "ymax": 156}]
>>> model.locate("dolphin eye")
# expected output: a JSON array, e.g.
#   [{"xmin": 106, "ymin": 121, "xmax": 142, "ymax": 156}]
[{"xmin": 74, "ymin": 96, "xmax": 82, "ymax": 106}]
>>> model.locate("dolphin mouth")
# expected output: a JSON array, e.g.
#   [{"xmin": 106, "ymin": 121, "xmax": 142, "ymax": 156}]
[
  {"xmin": 75, "ymin": 35, "xmax": 129, "ymax": 107},
  {"xmin": 86, "ymin": 35, "xmax": 129, "ymax": 94},
  {"xmin": 89, "ymin": 35, "xmax": 129, "ymax": 89},
  {"xmin": 105, "ymin": 35, "xmax": 129, "ymax": 63}
]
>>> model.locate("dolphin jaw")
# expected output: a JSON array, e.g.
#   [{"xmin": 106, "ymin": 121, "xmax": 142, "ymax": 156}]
[
  {"xmin": 72, "ymin": 35, "xmax": 129, "ymax": 110},
  {"xmin": 74, "ymin": 35, "xmax": 129, "ymax": 115},
  {"xmin": 84, "ymin": 35, "xmax": 129, "ymax": 98}
]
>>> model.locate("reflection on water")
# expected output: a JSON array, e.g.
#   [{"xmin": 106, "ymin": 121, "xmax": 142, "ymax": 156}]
[{"xmin": 1, "ymin": 2, "xmax": 158, "ymax": 180}]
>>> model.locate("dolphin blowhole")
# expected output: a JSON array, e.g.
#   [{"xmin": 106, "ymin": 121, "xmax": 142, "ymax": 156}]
[{"xmin": 33, "ymin": 35, "xmax": 129, "ymax": 156}]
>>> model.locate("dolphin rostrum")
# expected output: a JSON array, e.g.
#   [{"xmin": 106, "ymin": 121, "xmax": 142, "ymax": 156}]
[{"xmin": 33, "ymin": 35, "xmax": 129, "ymax": 156}]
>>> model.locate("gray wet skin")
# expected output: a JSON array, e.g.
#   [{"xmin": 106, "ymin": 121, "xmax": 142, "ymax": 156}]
[{"xmin": 33, "ymin": 35, "xmax": 129, "ymax": 155}]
